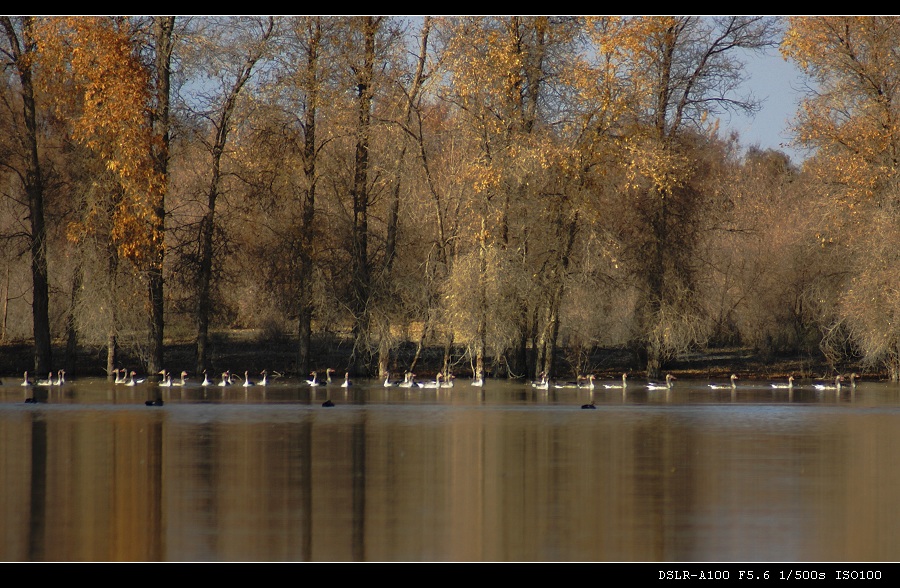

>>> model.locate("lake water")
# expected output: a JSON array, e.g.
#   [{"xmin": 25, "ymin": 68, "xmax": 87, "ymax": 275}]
[{"xmin": 2, "ymin": 374, "xmax": 900, "ymax": 562}]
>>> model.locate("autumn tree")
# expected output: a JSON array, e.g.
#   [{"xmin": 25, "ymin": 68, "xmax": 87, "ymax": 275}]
[
  {"xmin": 609, "ymin": 16, "xmax": 780, "ymax": 378},
  {"xmin": 435, "ymin": 17, "xmax": 585, "ymax": 380},
  {"xmin": 783, "ymin": 16, "xmax": 900, "ymax": 379},
  {"xmin": 31, "ymin": 16, "xmax": 169, "ymax": 375}
]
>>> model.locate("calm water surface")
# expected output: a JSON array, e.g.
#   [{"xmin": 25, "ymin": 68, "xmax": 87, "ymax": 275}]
[{"xmin": 2, "ymin": 375, "xmax": 900, "ymax": 562}]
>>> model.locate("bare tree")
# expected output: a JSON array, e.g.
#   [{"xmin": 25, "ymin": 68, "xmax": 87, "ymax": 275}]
[
  {"xmin": 0, "ymin": 16, "xmax": 52, "ymax": 374},
  {"xmin": 182, "ymin": 16, "xmax": 275, "ymax": 374}
]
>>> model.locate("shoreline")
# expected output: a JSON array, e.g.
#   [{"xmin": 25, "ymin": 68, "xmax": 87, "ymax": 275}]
[{"xmin": 0, "ymin": 334, "xmax": 880, "ymax": 383}]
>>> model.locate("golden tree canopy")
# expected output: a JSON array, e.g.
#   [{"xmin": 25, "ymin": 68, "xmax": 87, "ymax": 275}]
[
  {"xmin": 33, "ymin": 16, "xmax": 164, "ymax": 263},
  {"xmin": 783, "ymin": 16, "xmax": 900, "ymax": 203}
]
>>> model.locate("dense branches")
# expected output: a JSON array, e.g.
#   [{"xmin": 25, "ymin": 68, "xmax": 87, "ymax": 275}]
[{"xmin": 2, "ymin": 15, "xmax": 898, "ymax": 383}]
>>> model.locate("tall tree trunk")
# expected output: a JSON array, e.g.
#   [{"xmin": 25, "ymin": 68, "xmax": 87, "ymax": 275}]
[
  {"xmin": 296, "ymin": 17, "xmax": 321, "ymax": 376},
  {"xmin": 2, "ymin": 265, "xmax": 9, "ymax": 341},
  {"xmin": 195, "ymin": 170, "xmax": 219, "ymax": 375},
  {"xmin": 147, "ymin": 16, "xmax": 174, "ymax": 376},
  {"xmin": 889, "ymin": 344, "xmax": 900, "ymax": 383},
  {"xmin": 64, "ymin": 263, "xmax": 83, "ymax": 376},
  {"xmin": 540, "ymin": 214, "xmax": 578, "ymax": 379},
  {"xmin": 105, "ymin": 244, "xmax": 119, "ymax": 380},
  {"xmin": 475, "ymin": 218, "xmax": 488, "ymax": 381},
  {"xmin": 645, "ymin": 189, "xmax": 667, "ymax": 380},
  {"xmin": 1, "ymin": 17, "xmax": 51, "ymax": 374},
  {"xmin": 350, "ymin": 16, "xmax": 377, "ymax": 376}
]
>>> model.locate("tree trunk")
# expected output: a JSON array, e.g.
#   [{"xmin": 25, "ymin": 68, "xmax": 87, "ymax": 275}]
[
  {"xmin": 2, "ymin": 17, "xmax": 52, "ymax": 374},
  {"xmin": 378, "ymin": 339, "xmax": 390, "ymax": 381},
  {"xmin": 64, "ymin": 264, "xmax": 82, "ymax": 376},
  {"xmin": 475, "ymin": 217, "xmax": 488, "ymax": 381},
  {"xmin": 195, "ymin": 198, "xmax": 216, "ymax": 375},
  {"xmin": 889, "ymin": 344, "xmax": 900, "ymax": 383},
  {"xmin": 541, "ymin": 214, "xmax": 578, "ymax": 379},
  {"xmin": 146, "ymin": 16, "xmax": 174, "ymax": 375},
  {"xmin": 645, "ymin": 189, "xmax": 667, "ymax": 380},
  {"xmin": 350, "ymin": 17, "xmax": 377, "ymax": 376},
  {"xmin": 296, "ymin": 17, "xmax": 320, "ymax": 377},
  {"xmin": 105, "ymin": 245, "xmax": 119, "ymax": 380}
]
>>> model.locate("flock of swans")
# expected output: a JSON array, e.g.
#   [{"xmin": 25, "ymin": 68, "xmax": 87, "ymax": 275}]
[
  {"xmin": 526, "ymin": 371, "xmax": 860, "ymax": 393},
  {"xmin": 16, "ymin": 364, "xmax": 864, "ymax": 408}
]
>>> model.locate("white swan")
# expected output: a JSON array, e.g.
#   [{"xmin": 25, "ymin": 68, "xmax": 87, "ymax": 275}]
[
  {"xmin": 37, "ymin": 372, "xmax": 53, "ymax": 387},
  {"xmin": 21, "ymin": 371, "xmax": 31, "ymax": 386},
  {"xmin": 201, "ymin": 370, "xmax": 212, "ymax": 386},
  {"xmin": 174, "ymin": 371, "xmax": 188, "ymax": 386},
  {"xmin": 579, "ymin": 374, "xmax": 596, "ymax": 390},
  {"xmin": 603, "ymin": 373, "xmax": 627, "ymax": 389},
  {"xmin": 341, "ymin": 372, "xmax": 352, "ymax": 387},
  {"xmin": 307, "ymin": 372, "xmax": 320, "ymax": 387},
  {"xmin": 258, "ymin": 370, "xmax": 268, "ymax": 386},
  {"xmin": 418, "ymin": 373, "xmax": 443, "ymax": 389},
  {"xmin": 159, "ymin": 372, "xmax": 173, "ymax": 387},
  {"xmin": 771, "ymin": 375, "xmax": 794, "ymax": 389},
  {"xmin": 383, "ymin": 374, "xmax": 394, "ymax": 387},
  {"xmin": 113, "ymin": 368, "xmax": 127, "ymax": 384},
  {"xmin": 647, "ymin": 374, "xmax": 676, "ymax": 390},
  {"xmin": 709, "ymin": 374, "xmax": 738, "ymax": 390},
  {"xmin": 533, "ymin": 372, "xmax": 549, "ymax": 390},
  {"xmin": 814, "ymin": 375, "xmax": 843, "ymax": 391},
  {"xmin": 243, "ymin": 371, "xmax": 255, "ymax": 387},
  {"xmin": 471, "ymin": 374, "xmax": 484, "ymax": 387},
  {"xmin": 399, "ymin": 372, "xmax": 414, "ymax": 388}
]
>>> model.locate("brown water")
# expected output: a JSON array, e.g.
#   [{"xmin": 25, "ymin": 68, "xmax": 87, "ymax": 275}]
[{"xmin": 2, "ymin": 376, "xmax": 900, "ymax": 562}]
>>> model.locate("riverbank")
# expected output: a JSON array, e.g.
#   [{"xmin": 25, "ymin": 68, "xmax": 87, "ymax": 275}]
[{"xmin": 0, "ymin": 332, "xmax": 877, "ymax": 383}]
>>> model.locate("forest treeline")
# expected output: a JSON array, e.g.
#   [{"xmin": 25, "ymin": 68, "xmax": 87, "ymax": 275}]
[{"xmin": 1, "ymin": 16, "xmax": 898, "ymax": 382}]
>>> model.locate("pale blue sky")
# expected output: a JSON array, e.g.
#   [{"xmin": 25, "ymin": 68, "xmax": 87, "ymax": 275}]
[{"xmin": 723, "ymin": 42, "xmax": 809, "ymax": 163}]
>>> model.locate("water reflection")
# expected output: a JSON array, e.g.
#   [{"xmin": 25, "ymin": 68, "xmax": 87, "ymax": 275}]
[{"xmin": 1, "ymin": 378, "xmax": 900, "ymax": 561}]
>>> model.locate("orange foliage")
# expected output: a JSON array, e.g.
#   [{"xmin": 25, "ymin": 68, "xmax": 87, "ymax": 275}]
[
  {"xmin": 782, "ymin": 16, "xmax": 900, "ymax": 204},
  {"xmin": 32, "ymin": 16, "xmax": 164, "ymax": 265}
]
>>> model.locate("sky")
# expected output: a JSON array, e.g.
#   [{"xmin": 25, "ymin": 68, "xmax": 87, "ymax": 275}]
[{"xmin": 720, "ymin": 44, "xmax": 809, "ymax": 163}]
